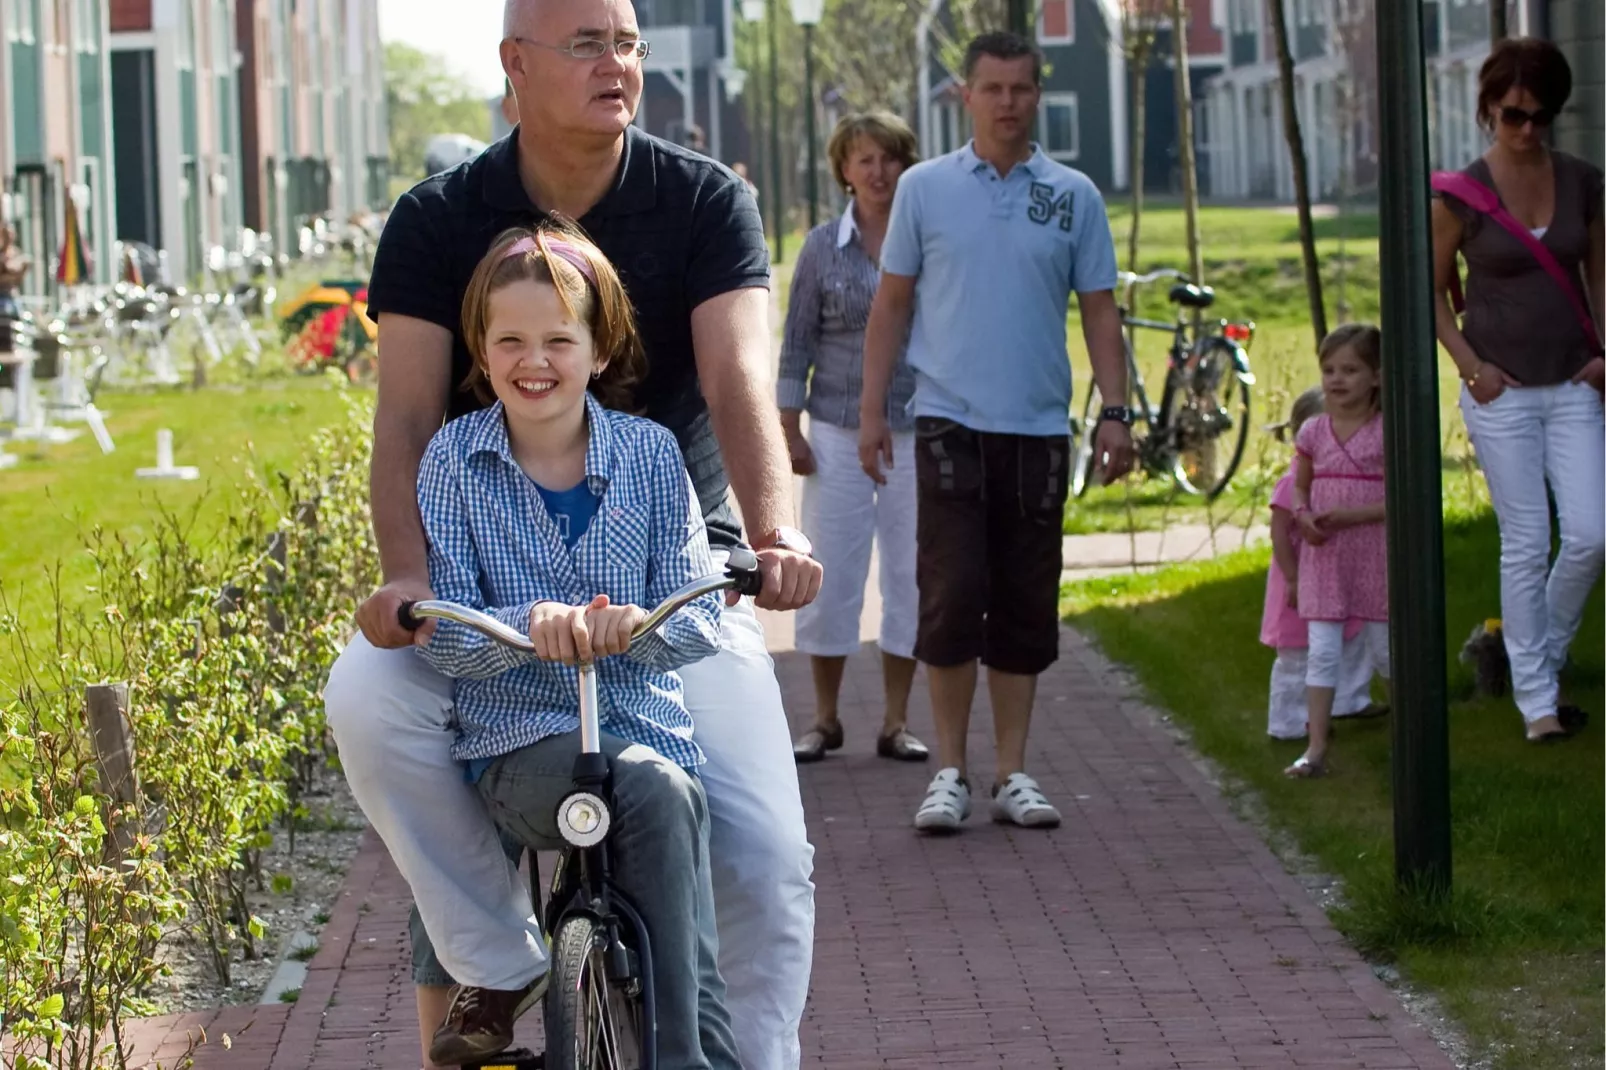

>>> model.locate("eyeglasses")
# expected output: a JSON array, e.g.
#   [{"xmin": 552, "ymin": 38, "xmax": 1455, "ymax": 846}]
[
  {"xmin": 1498, "ymin": 105, "xmax": 1555, "ymax": 128},
  {"xmin": 512, "ymin": 35, "xmax": 651, "ymax": 61}
]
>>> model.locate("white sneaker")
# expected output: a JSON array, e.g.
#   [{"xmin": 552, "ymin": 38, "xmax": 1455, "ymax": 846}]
[
  {"xmin": 913, "ymin": 768, "xmax": 971, "ymax": 834},
  {"xmin": 990, "ymin": 773, "xmax": 1062, "ymax": 829}
]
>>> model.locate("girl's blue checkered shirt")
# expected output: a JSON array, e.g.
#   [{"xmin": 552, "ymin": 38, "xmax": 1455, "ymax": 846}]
[{"xmin": 415, "ymin": 393, "xmax": 722, "ymax": 771}]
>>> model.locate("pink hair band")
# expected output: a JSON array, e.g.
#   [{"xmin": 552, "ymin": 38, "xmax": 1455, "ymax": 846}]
[{"xmin": 503, "ymin": 235, "xmax": 599, "ymax": 289}]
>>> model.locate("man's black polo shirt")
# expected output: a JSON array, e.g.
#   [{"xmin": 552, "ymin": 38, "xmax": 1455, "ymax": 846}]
[{"xmin": 366, "ymin": 125, "xmax": 771, "ymax": 549}]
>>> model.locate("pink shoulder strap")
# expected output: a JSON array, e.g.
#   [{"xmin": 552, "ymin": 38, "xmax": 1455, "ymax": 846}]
[{"xmin": 1432, "ymin": 170, "xmax": 1602, "ymax": 351}]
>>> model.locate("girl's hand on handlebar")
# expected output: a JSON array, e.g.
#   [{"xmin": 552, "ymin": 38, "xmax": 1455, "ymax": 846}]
[
  {"xmin": 585, "ymin": 595, "xmax": 648, "ymax": 657},
  {"xmin": 528, "ymin": 600, "xmax": 596, "ymax": 665}
]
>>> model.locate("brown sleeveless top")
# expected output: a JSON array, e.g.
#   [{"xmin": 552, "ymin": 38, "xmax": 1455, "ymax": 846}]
[{"xmin": 1440, "ymin": 151, "xmax": 1603, "ymax": 386}]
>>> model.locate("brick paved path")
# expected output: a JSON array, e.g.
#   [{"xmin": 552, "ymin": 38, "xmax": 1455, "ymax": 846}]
[{"xmin": 124, "ymin": 629, "xmax": 1455, "ymax": 1070}]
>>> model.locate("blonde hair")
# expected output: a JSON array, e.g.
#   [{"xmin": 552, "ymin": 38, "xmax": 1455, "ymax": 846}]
[
  {"xmin": 1289, "ymin": 387, "xmax": 1325, "ymax": 437},
  {"xmin": 460, "ymin": 223, "xmax": 644, "ymax": 412},
  {"xmin": 826, "ymin": 112, "xmax": 919, "ymax": 193}
]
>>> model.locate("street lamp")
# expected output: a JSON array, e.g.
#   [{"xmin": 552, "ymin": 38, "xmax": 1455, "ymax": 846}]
[{"xmin": 790, "ymin": 0, "xmax": 824, "ymax": 229}]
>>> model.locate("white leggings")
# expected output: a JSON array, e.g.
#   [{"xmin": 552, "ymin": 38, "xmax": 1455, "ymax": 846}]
[{"xmin": 1307, "ymin": 620, "xmax": 1390, "ymax": 689}]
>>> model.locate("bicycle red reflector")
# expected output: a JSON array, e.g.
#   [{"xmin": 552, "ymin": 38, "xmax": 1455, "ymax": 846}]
[{"xmin": 1224, "ymin": 323, "xmax": 1253, "ymax": 343}]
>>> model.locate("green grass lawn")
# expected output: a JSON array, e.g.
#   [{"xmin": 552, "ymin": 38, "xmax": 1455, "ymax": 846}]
[
  {"xmin": 0, "ymin": 376, "xmax": 368, "ymax": 665},
  {"xmin": 1063, "ymin": 511, "xmax": 1604, "ymax": 1070}
]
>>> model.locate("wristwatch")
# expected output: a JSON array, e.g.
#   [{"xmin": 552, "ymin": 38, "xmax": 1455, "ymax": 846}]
[
  {"xmin": 1099, "ymin": 404, "xmax": 1134, "ymax": 426},
  {"xmin": 753, "ymin": 525, "xmax": 814, "ymax": 557}
]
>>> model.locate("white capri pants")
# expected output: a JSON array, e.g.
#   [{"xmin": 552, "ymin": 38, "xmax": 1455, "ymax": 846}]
[
  {"xmin": 1460, "ymin": 381, "xmax": 1605, "ymax": 725},
  {"xmin": 1307, "ymin": 620, "xmax": 1390, "ymax": 689},
  {"xmin": 325, "ymin": 594, "xmax": 815, "ymax": 1070},
  {"xmin": 1267, "ymin": 640, "xmax": 1378, "ymax": 740},
  {"xmin": 794, "ymin": 421, "xmax": 918, "ymax": 659}
]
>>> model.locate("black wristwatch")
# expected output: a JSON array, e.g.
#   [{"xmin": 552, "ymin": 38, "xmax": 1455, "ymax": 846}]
[{"xmin": 1099, "ymin": 404, "xmax": 1134, "ymax": 426}]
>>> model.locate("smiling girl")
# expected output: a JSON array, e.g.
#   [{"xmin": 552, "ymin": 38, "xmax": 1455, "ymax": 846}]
[
  {"xmin": 1285, "ymin": 324, "xmax": 1391, "ymax": 778},
  {"xmin": 409, "ymin": 223, "xmax": 736, "ymax": 1066}
]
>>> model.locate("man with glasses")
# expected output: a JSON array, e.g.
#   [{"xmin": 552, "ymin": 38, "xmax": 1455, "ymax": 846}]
[{"xmin": 324, "ymin": 0, "xmax": 821, "ymax": 1066}]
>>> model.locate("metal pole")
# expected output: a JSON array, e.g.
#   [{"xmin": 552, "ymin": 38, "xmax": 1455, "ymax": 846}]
[
  {"xmin": 767, "ymin": 0, "xmax": 785, "ymax": 264},
  {"xmin": 804, "ymin": 24, "xmax": 818, "ymax": 229},
  {"xmin": 1007, "ymin": 0, "xmax": 1030, "ymax": 35},
  {"xmin": 1376, "ymin": 0, "xmax": 1451, "ymax": 896}
]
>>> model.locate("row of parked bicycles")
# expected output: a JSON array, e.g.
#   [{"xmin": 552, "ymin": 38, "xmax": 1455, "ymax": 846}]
[{"xmin": 0, "ymin": 217, "xmax": 381, "ymax": 467}]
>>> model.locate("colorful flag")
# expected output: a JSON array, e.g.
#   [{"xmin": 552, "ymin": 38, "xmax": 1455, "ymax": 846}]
[{"xmin": 55, "ymin": 196, "xmax": 90, "ymax": 286}]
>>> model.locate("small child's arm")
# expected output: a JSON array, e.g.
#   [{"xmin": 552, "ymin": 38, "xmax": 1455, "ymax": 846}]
[
  {"xmin": 628, "ymin": 435, "xmax": 723, "ymax": 672},
  {"xmin": 415, "ymin": 439, "xmax": 545, "ymax": 680},
  {"xmin": 1269, "ymin": 507, "xmax": 1299, "ymax": 585}
]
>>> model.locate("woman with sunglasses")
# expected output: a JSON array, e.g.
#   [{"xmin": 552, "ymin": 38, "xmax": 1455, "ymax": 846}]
[{"xmin": 1431, "ymin": 36, "xmax": 1604, "ymax": 744}]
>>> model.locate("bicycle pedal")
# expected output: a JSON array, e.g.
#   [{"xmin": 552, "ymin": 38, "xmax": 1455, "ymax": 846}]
[{"xmin": 460, "ymin": 1049, "xmax": 544, "ymax": 1069}]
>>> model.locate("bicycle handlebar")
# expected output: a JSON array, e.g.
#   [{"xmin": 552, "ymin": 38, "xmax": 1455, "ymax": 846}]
[
  {"xmin": 1117, "ymin": 268, "xmax": 1191, "ymax": 287},
  {"xmin": 395, "ymin": 547, "xmax": 766, "ymax": 652}
]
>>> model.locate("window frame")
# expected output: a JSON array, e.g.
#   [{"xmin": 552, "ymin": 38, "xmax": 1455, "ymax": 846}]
[
  {"xmin": 1037, "ymin": 91, "xmax": 1080, "ymax": 162},
  {"xmin": 1036, "ymin": 0, "xmax": 1075, "ymax": 45}
]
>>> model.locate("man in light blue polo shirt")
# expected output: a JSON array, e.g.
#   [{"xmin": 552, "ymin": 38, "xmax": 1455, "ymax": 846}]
[{"xmin": 858, "ymin": 31, "xmax": 1135, "ymax": 835}]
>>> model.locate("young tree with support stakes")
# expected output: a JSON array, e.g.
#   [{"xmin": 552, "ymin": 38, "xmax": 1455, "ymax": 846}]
[
  {"xmin": 1120, "ymin": 0, "xmax": 1165, "ymax": 288},
  {"xmin": 1267, "ymin": 0, "xmax": 1328, "ymax": 346},
  {"xmin": 1169, "ymin": 0, "xmax": 1204, "ymax": 298}
]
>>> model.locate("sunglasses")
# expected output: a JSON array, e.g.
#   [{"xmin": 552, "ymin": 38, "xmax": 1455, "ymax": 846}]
[{"xmin": 1498, "ymin": 105, "xmax": 1556, "ymax": 128}]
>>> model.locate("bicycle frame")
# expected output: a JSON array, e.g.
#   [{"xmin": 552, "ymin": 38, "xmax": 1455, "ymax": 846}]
[{"xmin": 398, "ymin": 549, "xmax": 765, "ymax": 1070}]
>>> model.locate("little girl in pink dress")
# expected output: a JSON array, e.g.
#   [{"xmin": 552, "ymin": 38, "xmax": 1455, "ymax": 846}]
[
  {"xmin": 1261, "ymin": 387, "xmax": 1382, "ymax": 740},
  {"xmin": 1286, "ymin": 326, "xmax": 1392, "ymax": 777}
]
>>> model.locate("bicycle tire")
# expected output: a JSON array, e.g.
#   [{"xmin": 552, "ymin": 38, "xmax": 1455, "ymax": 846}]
[
  {"xmin": 545, "ymin": 913, "xmax": 645, "ymax": 1070},
  {"xmin": 1165, "ymin": 338, "xmax": 1251, "ymax": 500},
  {"xmin": 1071, "ymin": 381, "xmax": 1103, "ymax": 498}
]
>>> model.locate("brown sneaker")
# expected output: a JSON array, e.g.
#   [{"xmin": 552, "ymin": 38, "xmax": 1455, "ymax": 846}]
[{"xmin": 427, "ymin": 972, "xmax": 547, "ymax": 1066}]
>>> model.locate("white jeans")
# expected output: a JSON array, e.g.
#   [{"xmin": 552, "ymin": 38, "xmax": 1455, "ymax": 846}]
[
  {"xmin": 795, "ymin": 422, "xmax": 918, "ymax": 659},
  {"xmin": 1461, "ymin": 381, "xmax": 1606, "ymax": 724},
  {"xmin": 1307, "ymin": 620, "xmax": 1390, "ymax": 689},
  {"xmin": 1267, "ymin": 641, "xmax": 1377, "ymax": 739},
  {"xmin": 325, "ymin": 598, "xmax": 815, "ymax": 1070}
]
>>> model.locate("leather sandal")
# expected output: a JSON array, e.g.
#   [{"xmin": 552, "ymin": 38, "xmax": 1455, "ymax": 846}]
[
  {"xmin": 792, "ymin": 721, "xmax": 844, "ymax": 763},
  {"xmin": 875, "ymin": 728, "xmax": 929, "ymax": 762}
]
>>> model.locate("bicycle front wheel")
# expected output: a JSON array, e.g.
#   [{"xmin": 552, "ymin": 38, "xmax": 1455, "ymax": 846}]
[
  {"xmin": 1165, "ymin": 338, "xmax": 1251, "ymax": 499},
  {"xmin": 545, "ymin": 914, "xmax": 645, "ymax": 1070}
]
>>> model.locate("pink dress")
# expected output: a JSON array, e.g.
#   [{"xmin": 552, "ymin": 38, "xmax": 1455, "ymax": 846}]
[
  {"xmin": 1295, "ymin": 413, "xmax": 1388, "ymax": 623},
  {"xmin": 1260, "ymin": 462, "xmax": 1366, "ymax": 647}
]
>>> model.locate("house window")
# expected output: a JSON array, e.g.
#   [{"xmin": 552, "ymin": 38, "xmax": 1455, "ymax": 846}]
[
  {"xmin": 1038, "ymin": 92, "xmax": 1079, "ymax": 161},
  {"xmin": 1037, "ymin": 0, "xmax": 1073, "ymax": 44},
  {"xmin": 6, "ymin": 0, "xmax": 37, "ymax": 43}
]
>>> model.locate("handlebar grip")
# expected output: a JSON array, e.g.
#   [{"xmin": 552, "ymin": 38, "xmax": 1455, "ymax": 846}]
[
  {"xmin": 725, "ymin": 546, "xmax": 765, "ymax": 598},
  {"xmin": 397, "ymin": 602, "xmax": 422, "ymax": 632}
]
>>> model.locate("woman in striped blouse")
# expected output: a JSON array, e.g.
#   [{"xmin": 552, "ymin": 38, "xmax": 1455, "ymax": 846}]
[{"xmin": 779, "ymin": 112, "xmax": 927, "ymax": 764}]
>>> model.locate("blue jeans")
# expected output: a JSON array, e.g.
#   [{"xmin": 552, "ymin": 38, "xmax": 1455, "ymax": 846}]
[{"xmin": 412, "ymin": 730, "xmax": 741, "ymax": 1070}]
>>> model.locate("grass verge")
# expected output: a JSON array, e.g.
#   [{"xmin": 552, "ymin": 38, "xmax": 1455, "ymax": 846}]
[
  {"xmin": 0, "ymin": 375, "xmax": 368, "ymax": 661},
  {"xmin": 1062, "ymin": 508, "xmax": 1604, "ymax": 1070}
]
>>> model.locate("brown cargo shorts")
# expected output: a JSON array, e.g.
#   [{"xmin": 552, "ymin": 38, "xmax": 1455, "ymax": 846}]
[{"xmin": 912, "ymin": 416, "xmax": 1069, "ymax": 676}]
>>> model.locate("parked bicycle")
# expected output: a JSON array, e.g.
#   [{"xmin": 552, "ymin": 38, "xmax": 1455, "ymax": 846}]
[
  {"xmin": 1072, "ymin": 268, "xmax": 1256, "ymax": 500},
  {"xmin": 397, "ymin": 549, "xmax": 766, "ymax": 1070}
]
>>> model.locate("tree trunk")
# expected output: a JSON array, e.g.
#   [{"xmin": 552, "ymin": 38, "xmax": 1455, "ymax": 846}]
[
  {"xmin": 1170, "ymin": 0, "xmax": 1203, "ymax": 295},
  {"xmin": 1127, "ymin": 38, "xmax": 1151, "ymax": 280},
  {"xmin": 1268, "ymin": 0, "xmax": 1328, "ymax": 345},
  {"xmin": 1489, "ymin": 0, "xmax": 1506, "ymax": 44}
]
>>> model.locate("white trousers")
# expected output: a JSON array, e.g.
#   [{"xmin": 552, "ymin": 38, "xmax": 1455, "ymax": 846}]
[
  {"xmin": 1267, "ymin": 640, "xmax": 1378, "ymax": 740},
  {"xmin": 325, "ymin": 598, "xmax": 815, "ymax": 1070},
  {"xmin": 795, "ymin": 422, "xmax": 918, "ymax": 659},
  {"xmin": 1461, "ymin": 381, "xmax": 1605, "ymax": 724},
  {"xmin": 1307, "ymin": 620, "xmax": 1390, "ymax": 690}
]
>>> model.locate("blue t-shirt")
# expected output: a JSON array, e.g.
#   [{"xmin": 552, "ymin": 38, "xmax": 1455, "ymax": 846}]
[
  {"xmin": 535, "ymin": 479, "xmax": 601, "ymax": 549},
  {"xmin": 881, "ymin": 142, "xmax": 1119, "ymax": 437}
]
